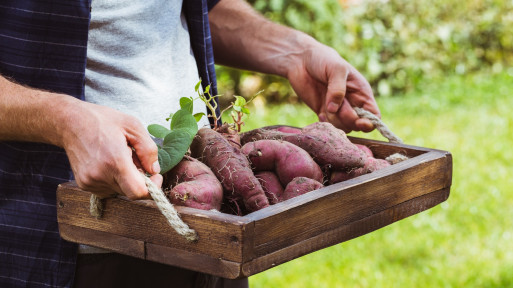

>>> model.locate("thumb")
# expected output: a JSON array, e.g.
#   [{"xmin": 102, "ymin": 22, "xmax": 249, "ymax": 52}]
[
  {"xmin": 325, "ymin": 68, "xmax": 349, "ymax": 115},
  {"xmin": 128, "ymin": 131, "xmax": 160, "ymax": 175}
]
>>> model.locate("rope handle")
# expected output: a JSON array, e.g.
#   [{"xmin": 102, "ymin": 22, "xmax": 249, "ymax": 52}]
[
  {"xmin": 353, "ymin": 107, "xmax": 403, "ymax": 144},
  {"xmin": 354, "ymin": 107, "xmax": 409, "ymax": 164},
  {"xmin": 89, "ymin": 174, "xmax": 198, "ymax": 242}
]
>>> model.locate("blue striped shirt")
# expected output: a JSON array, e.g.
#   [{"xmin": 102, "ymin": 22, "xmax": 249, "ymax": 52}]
[{"xmin": 0, "ymin": 0, "xmax": 220, "ymax": 287}]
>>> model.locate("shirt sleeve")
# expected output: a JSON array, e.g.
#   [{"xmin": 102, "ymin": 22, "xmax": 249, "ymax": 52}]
[{"xmin": 207, "ymin": 0, "xmax": 221, "ymax": 11}]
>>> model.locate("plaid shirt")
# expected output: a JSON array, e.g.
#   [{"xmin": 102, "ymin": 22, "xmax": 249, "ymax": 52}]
[{"xmin": 0, "ymin": 0, "xmax": 220, "ymax": 287}]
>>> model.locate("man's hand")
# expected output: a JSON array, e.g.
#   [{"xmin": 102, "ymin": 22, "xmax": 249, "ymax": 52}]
[
  {"xmin": 0, "ymin": 75, "xmax": 162, "ymax": 199},
  {"xmin": 62, "ymin": 101, "xmax": 162, "ymax": 199},
  {"xmin": 286, "ymin": 44, "xmax": 380, "ymax": 133},
  {"xmin": 209, "ymin": 0, "xmax": 380, "ymax": 133}
]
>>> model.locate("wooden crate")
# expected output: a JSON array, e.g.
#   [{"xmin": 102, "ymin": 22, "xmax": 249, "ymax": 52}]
[{"xmin": 56, "ymin": 137, "xmax": 452, "ymax": 279}]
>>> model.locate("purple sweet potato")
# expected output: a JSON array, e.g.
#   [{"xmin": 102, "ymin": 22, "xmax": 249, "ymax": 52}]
[
  {"xmin": 241, "ymin": 123, "xmax": 366, "ymax": 170},
  {"xmin": 255, "ymin": 171, "xmax": 284, "ymax": 205},
  {"xmin": 216, "ymin": 123, "xmax": 241, "ymax": 148},
  {"xmin": 164, "ymin": 157, "xmax": 223, "ymax": 210},
  {"xmin": 355, "ymin": 144, "xmax": 374, "ymax": 158},
  {"xmin": 190, "ymin": 128, "xmax": 269, "ymax": 212},
  {"xmin": 330, "ymin": 156, "xmax": 391, "ymax": 184},
  {"xmin": 241, "ymin": 139, "xmax": 324, "ymax": 186},
  {"xmin": 274, "ymin": 126, "xmax": 302, "ymax": 134},
  {"xmin": 281, "ymin": 177, "xmax": 324, "ymax": 201}
]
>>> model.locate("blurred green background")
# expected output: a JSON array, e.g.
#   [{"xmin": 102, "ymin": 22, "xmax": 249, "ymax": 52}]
[{"xmin": 217, "ymin": 0, "xmax": 513, "ymax": 287}]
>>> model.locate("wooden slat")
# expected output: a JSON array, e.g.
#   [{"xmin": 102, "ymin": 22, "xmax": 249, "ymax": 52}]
[
  {"xmin": 241, "ymin": 187, "xmax": 450, "ymax": 277},
  {"xmin": 57, "ymin": 184, "xmax": 250, "ymax": 262},
  {"xmin": 348, "ymin": 136, "xmax": 432, "ymax": 159},
  {"xmin": 146, "ymin": 243, "xmax": 242, "ymax": 279},
  {"xmin": 245, "ymin": 151, "xmax": 451, "ymax": 258},
  {"xmin": 59, "ymin": 223, "xmax": 145, "ymax": 259}
]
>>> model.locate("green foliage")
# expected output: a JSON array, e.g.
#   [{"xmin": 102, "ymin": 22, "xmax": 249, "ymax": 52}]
[
  {"xmin": 216, "ymin": 0, "xmax": 513, "ymax": 100},
  {"xmin": 338, "ymin": 0, "xmax": 513, "ymax": 96},
  {"xmin": 147, "ymin": 100, "xmax": 199, "ymax": 174}
]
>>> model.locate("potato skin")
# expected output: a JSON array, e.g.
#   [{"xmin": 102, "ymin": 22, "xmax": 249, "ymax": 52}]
[
  {"xmin": 242, "ymin": 140, "xmax": 324, "ymax": 186},
  {"xmin": 355, "ymin": 144, "xmax": 374, "ymax": 158},
  {"xmin": 190, "ymin": 128, "xmax": 269, "ymax": 212},
  {"xmin": 165, "ymin": 157, "xmax": 223, "ymax": 210},
  {"xmin": 255, "ymin": 171, "xmax": 284, "ymax": 205},
  {"xmin": 281, "ymin": 177, "xmax": 324, "ymax": 201},
  {"xmin": 330, "ymin": 157, "xmax": 391, "ymax": 184},
  {"xmin": 241, "ymin": 123, "xmax": 366, "ymax": 170}
]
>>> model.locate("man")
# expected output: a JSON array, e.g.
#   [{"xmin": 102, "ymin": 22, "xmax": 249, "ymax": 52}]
[{"xmin": 0, "ymin": 0, "xmax": 379, "ymax": 287}]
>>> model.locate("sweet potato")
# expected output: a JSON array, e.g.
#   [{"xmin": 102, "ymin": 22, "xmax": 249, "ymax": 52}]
[
  {"xmin": 241, "ymin": 123, "xmax": 366, "ymax": 170},
  {"xmin": 241, "ymin": 139, "xmax": 324, "ymax": 186},
  {"xmin": 164, "ymin": 157, "xmax": 223, "ymax": 210},
  {"xmin": 190, "ymin": 128, "xmax": 269, "ymax": 212},
  {"xmin": 216, "ymin": 123, "xmax": 241, "ymax": 148},
  {"xmin": 330, "ymin": 156, "xmax": 390, "ymax": 184},
  {"xmin": 255, "ymin": 171, "xmax": 284, "ymax": 205},
  {"xmin": 355, "ymin": 144, "xmax": 374, "ymax": 158},
  {"xmin": 274, "ymin": 126, "xmax": 302, "ymax": 134},
  {"xmin": 281, "ymin": 177, "xmax": 324, "ymax": 201}
]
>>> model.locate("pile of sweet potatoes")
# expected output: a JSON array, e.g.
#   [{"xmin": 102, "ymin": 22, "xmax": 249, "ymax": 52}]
[{"xmin": 162, "ymin": 122, "xmax": 402, "ymax": 215}]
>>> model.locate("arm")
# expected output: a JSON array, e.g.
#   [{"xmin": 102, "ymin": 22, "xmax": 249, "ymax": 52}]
[
  {"xmin": 0, "ymin": 75, "xmax": 162, "ymax": 199},
  {"xmin": 209, "ymin": 0, "xmax": 380, "ymax": 132}
]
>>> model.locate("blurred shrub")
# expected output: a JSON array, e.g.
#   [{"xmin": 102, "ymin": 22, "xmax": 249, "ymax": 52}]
[{"xmin": 216, "ymin": 0, "xmax": 513, "ymax": 102}]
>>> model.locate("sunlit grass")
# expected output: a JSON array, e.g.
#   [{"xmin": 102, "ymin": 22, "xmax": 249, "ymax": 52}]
[{"xmin": 241, "ymin": 72, "xmax": 513, "ymax": 287}]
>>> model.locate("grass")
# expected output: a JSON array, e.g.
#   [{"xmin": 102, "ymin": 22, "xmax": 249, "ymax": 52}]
[{"xmin": 236, "ymin": 71, "xmax": 513, "ymax": 287}]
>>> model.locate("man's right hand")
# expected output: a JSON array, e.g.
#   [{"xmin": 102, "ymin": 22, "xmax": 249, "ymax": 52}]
[
  {"xmin": 62, "ymin": 101, "xmax": 162, "ymax": 199},
  {"xmin": 0, "ymin": 75, "xmax": 162, "ymax": 199}
]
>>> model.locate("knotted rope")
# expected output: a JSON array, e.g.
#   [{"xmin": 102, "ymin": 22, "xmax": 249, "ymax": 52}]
[
  {"xmin": 89, "ymin": 174, "xmax": 198, "ymax": 242},
  {"xmin": 354, "ymin": 107, "xmax": 409, "ymax": 164},
  {"xmin": 353, "ymin": 107, "xmax": 403, "ymax": 144}
]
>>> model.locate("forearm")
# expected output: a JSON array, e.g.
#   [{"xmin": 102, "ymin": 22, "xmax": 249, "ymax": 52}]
[
  {"xmin": 209, "ymin": 0, "xmax": 379, "ymax": 133},
  {"xmin": 0, "ymin": 74, "xmax": 161, "ymax": 198},
  {"xmin": 209, "ymin": 0, "xmax": 319, "ymax": 78},
  {"xmin": 0, "ymin": 75, "xmax": 77, "ymax": 147}
]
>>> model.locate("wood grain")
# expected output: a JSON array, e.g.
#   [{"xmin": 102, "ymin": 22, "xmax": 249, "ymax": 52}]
[
  {"xmin": 57, "ymin": 184, "xmax": 251, "ymax": 262},
  {"xmin": 241, "ymin": 187, "xmax": 450, "ymax": 277}
]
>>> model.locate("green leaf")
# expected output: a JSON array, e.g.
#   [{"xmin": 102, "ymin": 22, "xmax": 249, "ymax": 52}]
[
  {"xmin": 171, "ymin": 109, "xmax": 198, "ymax": 138},
  {"xmin": 179, "ymin": 97, "xmax": 193, "ymax": 113},
  {"xmin": 193, "ymin": 112, "xmax": 205, "ymax": 122},
  {"xmin": 233, "ymin": 106, "xmax": 242, "ymax": 112},
  {"xmin": 194, "ymin": 80, "xmax": 201, "ymax": 92},
  {"xmin": 157, "ymin": 148, "xmax": 173, "ymax": 174},
  {"xmin": 165, "ymin": 113, "xmax": 174, "ymax": 122},
  {"xmin": 161, "ymin": 129, "xmax": 194, "ymax": 171},
  {"xmin": 204, "ymin": 84, "xmax": 211, "ymax": 95},
  {"xmin": 147, "ymin": 124, "xmax": 171, "ymax": 139},
  {"xmin": 233, "ymin": 96, "xmax": 246, "ymax": 107},
  {"xmin": 241, "ymin": 107, "xmax": 251, "ymax": 115}
]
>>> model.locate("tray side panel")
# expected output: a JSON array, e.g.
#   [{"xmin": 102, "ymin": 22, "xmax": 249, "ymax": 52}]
[
  {"xmin": 242, "ymin": 187, "xmax": 450, "ymax": 277},
  {"xmin": 59, "ymin": 223, "xmax": 146, "ymax": 259},
  {"xmin": 145, "ymin": 243, "xmax": 242, "ymax": 279},
  {"xmin": 348, "ymin": 136, "xmax": 431, "ymax": 159},
  {"xmin": 57, "ymin": 185, "xmax": 246, "ymax": 262}
]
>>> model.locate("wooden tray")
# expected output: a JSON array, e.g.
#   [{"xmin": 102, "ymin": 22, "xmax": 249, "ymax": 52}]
[{"xmin": 56, "ymin": 137, "xmax": 452, "ymax": 279}]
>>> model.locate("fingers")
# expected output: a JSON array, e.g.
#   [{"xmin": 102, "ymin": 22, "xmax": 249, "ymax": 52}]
[
  {"xmin": 127, "ymin": 121, "xmax": 161, "ymax": 175},
  {"xmin": 332, "ymin": 67, "xmax": 380, "ymax": 133},
  {"xmin": 119, "ymin": 122, "xmax": 162, "ymax": 200},
  {"xmin": 323, "ymin": 98, "xmax": 359, "ymax": 133},
  {"xmin": 324, "ymin": 66, "xmax": 349, "ymax": 119},
  {"xmin": 107, "ymin": 148, "xmax": 163, "ymax": 200},
  {"xmin": 149, "ymin": 173, "xmax": 163, "ymax": 189}
]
